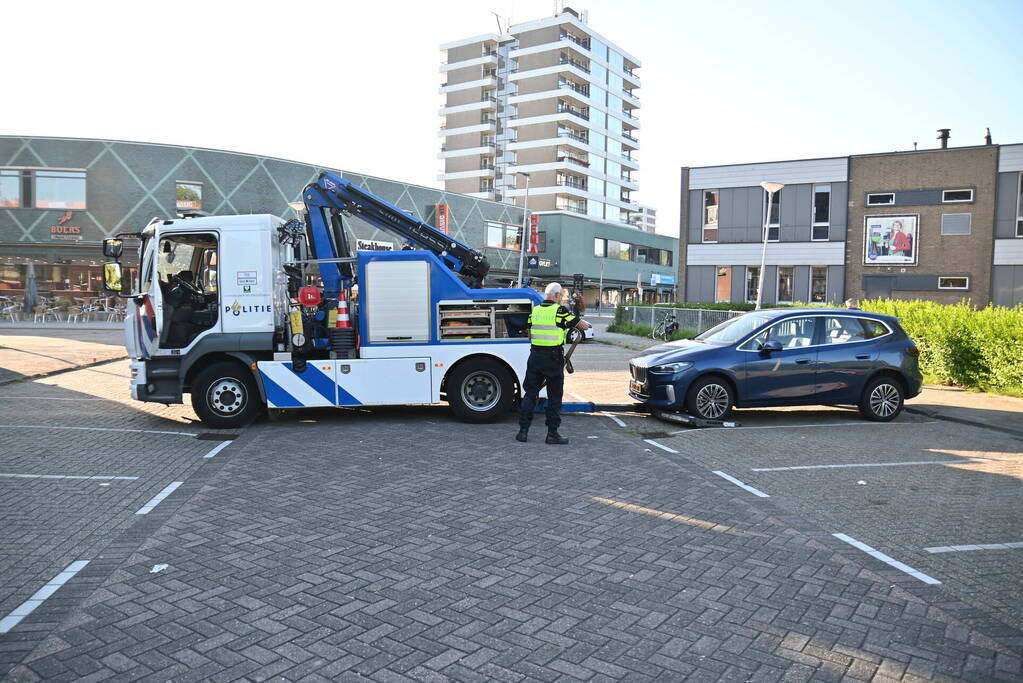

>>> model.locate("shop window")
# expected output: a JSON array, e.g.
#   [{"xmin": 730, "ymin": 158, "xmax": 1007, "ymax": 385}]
[
  {"xmin": 777, "ymin": 266, "xmax": 794, "ymax": 303},
  {"xmin": 938, "ymin": 276, "xmax": 969, "ymax": 290},
  {"xmin": 485, "ymin": 221, "xmax": 521, "ymax": 250},
  {"xmin": 810, "ymin": 266, "xmax": 828, "ymax": 303},
  {"xmin": 0, "ymin": 169, "xmax": 20, "ymax": 208},
  {"xmin": 866, "ymin": 192, "xmax": 894, "ymax": 206},
  {"xmin": 34, "ymin": 170, "xmax": 86, "ymax": 210},
  {"xmin": 593, "ymin": 237, "xmax": 606, "ymax": 258},
  {"xmin": 176, "ymin": 182, "xmax": 203, "ymax": 210}
]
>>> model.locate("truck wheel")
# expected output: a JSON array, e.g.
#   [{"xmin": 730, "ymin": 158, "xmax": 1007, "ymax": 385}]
[
  {"xmin": 447, "ymin": 358, "xmax": 514, "ymax": 424},
  {"xmin": 190, "ymin": 362, "xmax": 262, "ymax": 429}
]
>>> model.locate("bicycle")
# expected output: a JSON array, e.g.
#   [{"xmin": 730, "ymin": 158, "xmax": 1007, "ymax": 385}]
[{"xmin": 651, "ymin": 311, "xmax": 680, "ymax": 341}]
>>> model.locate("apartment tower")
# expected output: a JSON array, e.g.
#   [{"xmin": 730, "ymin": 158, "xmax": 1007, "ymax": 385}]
[{"xmin": 439, "ymin": 7, "xmax": 641, "ymax": 225}]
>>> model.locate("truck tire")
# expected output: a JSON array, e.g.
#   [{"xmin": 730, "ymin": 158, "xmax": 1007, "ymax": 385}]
[
  {"xmin": 447, "ymin": 358, "xmax": 514, "ymax": 424},
  {"xmin": 190, "ymin": 361, "xmax": 262, "ymax": 429}
]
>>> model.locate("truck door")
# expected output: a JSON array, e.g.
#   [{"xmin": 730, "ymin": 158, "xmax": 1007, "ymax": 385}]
[{"xmin": 155, "ymin": 232, "xmax": 220, "ymax": 349}]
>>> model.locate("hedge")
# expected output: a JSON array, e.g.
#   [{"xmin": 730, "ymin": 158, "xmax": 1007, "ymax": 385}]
[{"xmin": 857, "ymin": 298, "xmax": 1023, "ymax": 396}]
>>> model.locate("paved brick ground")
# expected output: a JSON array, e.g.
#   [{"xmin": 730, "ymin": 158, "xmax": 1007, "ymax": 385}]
[
  {"xmin": 0, "ymin": 330, "xmax": 125, "ymax": 384},
  {"xmin": 1, "ymin": 335, "xmax": 1022, "ymax": 681}
]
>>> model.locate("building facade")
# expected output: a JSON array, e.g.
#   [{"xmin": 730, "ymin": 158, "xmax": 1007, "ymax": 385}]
[
  {"xmin": 679, "ymin": 140, "xmax": 1023, "ymax": 308},
  {"xmin": 439, "ymin": 7, "xmax": 641, "ymax": 227},
  {"xmin": 628, "ymin": 204, "xmax": 656, "ymax": 232},
  {"xmin": 0, "ymin": 136, "xmax": 675, "ymax": 304}
]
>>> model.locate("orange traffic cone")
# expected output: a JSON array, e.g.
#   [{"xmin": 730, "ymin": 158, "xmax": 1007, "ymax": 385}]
[{"xmin": 336, "ymin": 291, "xmax": 351, "ymax": 329}]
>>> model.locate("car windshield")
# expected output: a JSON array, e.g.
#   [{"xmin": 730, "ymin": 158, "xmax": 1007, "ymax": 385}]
[{"xmin": 694, "ymin": 313, "xmax": 773, "ymax": 345}]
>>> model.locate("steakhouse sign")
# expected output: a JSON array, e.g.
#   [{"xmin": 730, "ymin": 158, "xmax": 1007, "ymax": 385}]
[{"xmin": 49, "ymin": 211, "xmax": 82, "ymax": 241}]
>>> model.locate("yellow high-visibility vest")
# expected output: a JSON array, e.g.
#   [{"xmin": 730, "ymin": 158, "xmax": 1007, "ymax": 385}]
[{"xmin": 529, "ymin": 303, "xmax": 566, "ymax": 346}]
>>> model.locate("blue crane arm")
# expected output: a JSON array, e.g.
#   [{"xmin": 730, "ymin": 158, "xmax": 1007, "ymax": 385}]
[{"xmin": 301, "ymin": 172, "xmax": 490, "ymax": 296}]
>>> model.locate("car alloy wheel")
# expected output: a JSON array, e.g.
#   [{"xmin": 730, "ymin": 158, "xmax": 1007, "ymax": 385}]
[
  {"xmin": 869, "ymin": 382, "xmax": 901, "ymax": 418},
  {"xmin": 695, "ymin": 383, "xmax": 729, "ymax": 419}
]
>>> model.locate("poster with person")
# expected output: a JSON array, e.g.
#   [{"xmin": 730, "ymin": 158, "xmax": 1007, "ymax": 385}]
[{"xmin": 863, "ymin": 215, "xmax": 918, "ymax": 265}]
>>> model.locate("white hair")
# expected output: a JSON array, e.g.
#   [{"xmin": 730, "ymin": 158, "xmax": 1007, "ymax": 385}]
[{"xmin": 544, "ymin": 282, "xmax": 563, "ymax": 299}]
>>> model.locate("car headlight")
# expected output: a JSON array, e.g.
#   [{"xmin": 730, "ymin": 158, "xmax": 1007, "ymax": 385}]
[{"xmin": 649, "ymin": 361, "xmax": 693, "ymax": 374}]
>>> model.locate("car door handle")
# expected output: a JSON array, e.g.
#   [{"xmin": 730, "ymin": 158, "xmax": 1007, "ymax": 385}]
[
  {"xmin": 795, "ymin": 358, "xmax": 813, "ymax": 364},
  {"xmin": 855, "ymin": 354, "xmax": 870, "ymax": 360}
]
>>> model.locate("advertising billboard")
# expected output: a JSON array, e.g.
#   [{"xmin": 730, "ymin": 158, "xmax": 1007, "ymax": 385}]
[{"xmin": 863, "ymin": 215, "xmax": 918, "ymax": 266}]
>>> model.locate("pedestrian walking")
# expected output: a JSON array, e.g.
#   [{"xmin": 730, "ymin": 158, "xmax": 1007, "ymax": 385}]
[{"xmin": 516, "ymin": 282, "xmax": 591, "ymax": 445}]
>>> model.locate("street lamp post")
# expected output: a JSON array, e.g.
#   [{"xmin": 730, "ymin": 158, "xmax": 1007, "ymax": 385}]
[
  {"xmin": 756, "ymin": 181, "xmax": 785, "ymax": 310},
  {"xmin": 597, "ymin": 259, "xmax": 604, "ymax": 312},
  {"xmin": 515, "ymin": 172, "xmax": 531, "ymax": 288}
]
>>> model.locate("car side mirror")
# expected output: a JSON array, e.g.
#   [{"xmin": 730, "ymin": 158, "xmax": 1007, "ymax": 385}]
[
  {"xmin": 102, "ymin": 238, "xmax": 123, "ymax": 259},
  {"xmin": 102, "ymin": 262, "xmax": 123, "ymax": 293},
  {"xmin": 761, "ymin": 340, "xmax": 783, "ymax": 354}
]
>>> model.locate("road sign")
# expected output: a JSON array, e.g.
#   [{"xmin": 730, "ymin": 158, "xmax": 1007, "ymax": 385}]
[{"xmin": 527, "ymin": 255, "xmax": 540, "ymax": 269}]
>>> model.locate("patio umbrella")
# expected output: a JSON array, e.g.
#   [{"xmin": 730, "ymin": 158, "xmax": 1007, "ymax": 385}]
[{"xmin": 23, "ymin": 262, "xmax": 39, "ymax": 314}]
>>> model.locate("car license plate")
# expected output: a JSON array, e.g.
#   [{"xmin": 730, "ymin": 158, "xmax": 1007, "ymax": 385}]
[{"xmin": 630, "ymin": 379, "xmax": 645, "ymax": 394}]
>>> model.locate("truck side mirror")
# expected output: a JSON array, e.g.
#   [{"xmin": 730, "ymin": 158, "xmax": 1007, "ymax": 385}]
[
  {"xmin": 103, "ymin": 263, "xmax": 123, "ymax": 293},
  {"xmin": 102, "ymin": 238, "xmax": 123, "ymax": 259}
]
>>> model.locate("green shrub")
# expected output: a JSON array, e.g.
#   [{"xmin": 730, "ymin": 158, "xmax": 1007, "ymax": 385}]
[{"xmin": 859, "ymin": 298, "xmax": 1023, "ymax": 396}]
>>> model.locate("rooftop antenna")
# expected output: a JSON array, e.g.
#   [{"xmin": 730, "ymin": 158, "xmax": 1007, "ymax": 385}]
[
  {"xmin": 492, "ymin": 11, "xmax": 503, "ymax": 34},
  {"xmin": 913, "ymin": 142, "xmax": 917, "ymax": 150},
  {"xmin": 985, "ymin": 127, "xmax": 993, "ymax": 145}
]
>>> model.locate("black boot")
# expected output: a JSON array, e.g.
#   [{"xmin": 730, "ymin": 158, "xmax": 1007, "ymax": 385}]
[
  {"xmin": 545, "ymin": 431, "xmax": 569, "ymax": 445},
  {"xmin": 515, "ymin": 428, "xmax": 528, "ymax": 443}
]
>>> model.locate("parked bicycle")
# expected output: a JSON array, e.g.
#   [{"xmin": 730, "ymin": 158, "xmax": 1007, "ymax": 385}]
[{"xmin": 651, "ymin": 311, "xmax": 680, "ymax": 341}]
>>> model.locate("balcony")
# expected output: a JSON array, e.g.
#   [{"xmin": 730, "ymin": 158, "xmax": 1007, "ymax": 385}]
[
  {"xmin": 559, "ymin": 80, "xmax": 590, "ymax": 97},
  {"xmin": 556, "ymin": 201, "xmax": 587, "ymax": 215},
  {"xmin": 558, "ymin": 103, "xmax": 590, "ymax": 121},
  {"xmin": 557, "ymin": 175, "xmax": 587, "ymax": 190},
  {"xmin": 559, "ymin": 55, "xmax": 590, "ymax": 74},
  {"xmin": 622, "ymin": 132, "xmax": 637, "ymax": 143},
  {"xmin": 558, "ymin": 130, "xmax": 589, "ymax": 144},
  {"xmin": 558, "ymin": 155, "xmax": 590, "ymax": 168},
  {"xmin": 559, "ymin": 30, "xmax": 591, "ymax": 50}
]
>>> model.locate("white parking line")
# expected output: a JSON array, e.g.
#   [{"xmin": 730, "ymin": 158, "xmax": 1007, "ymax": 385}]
[
  {"xmin": 0, "ymin": 425, "xmax": 197, "ymax": 437},
  {"xmin": 925, "ymin": 542, "xmax": 1023, "ymax": 554},
  {"xmin": 569, "ymin": 392, "xmax": 588, "ymax": 402},
  {"xmin": 752, "ymin": 459, "xmax": 979, "ymax": 472},
  {"xmin": 0, "ymin": 560, "xmax": 90, "ymax": 634},
  {"xmin": 602, "ymin": 412, "xmax": 627, "ymax": 427},
  {"xmin": 0, "ymin": 473, "xmax": 138, "ymax": 480},
  {"xmin": 644, "ymin": 439, "xmax": 678, "ymax": 454},
  {"xmin": 712, "ymin": 471, "xmax": 770, "ymax": 497},
  {"xmin": 135, "ymin": 481, "xmax": 183, "ymax": 515},
  {"xmin": 203, "ymin": 441, "xmax": 233, "ymax": 459},
  {"xmin": 669, "ymin": 421, "xmax": 935, "ymax": 435},
  {"xmin": 832, "ymin": 533, "xmax": 941, "ymax": 584}
]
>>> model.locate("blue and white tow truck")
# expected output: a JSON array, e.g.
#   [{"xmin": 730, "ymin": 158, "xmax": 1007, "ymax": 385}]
[{"xmin": 101, "ymin": 172, "xmax": 543, "ymax": 428}]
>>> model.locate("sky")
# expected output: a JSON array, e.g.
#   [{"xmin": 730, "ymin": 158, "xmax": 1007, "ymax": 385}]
[{"xmin": 5, "ymin": 0, "xmax": 1023, "ymax": 237}]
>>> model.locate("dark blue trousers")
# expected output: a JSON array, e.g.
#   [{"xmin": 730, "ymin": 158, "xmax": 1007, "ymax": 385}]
[{"xmin": 518, "ymin": 346, "xmax": 564, "ymax": 432}]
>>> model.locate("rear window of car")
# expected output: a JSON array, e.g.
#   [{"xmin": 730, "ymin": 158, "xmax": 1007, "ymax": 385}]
[
  {"xmin": 822, "ymin": 316, "xmax": 891, "ymax": 344},
  {"xmin": 859, "ymin": 318, "xmax": 891, "ymax": 339}
]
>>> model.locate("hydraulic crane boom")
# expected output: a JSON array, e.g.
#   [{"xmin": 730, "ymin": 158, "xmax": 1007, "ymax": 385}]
[{"xmin": 302, "ymin": 172, "xmax": 490, "ymax": 296}]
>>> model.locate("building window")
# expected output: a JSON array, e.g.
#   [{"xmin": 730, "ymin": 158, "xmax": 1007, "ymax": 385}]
[
  {"xmin": 594, "ymin": 237, "xmax": 606, "ymax": 258},
  {"xmin": 34, "ymin": 170, "xmax": 86, "ymax": 210},
  {"xmin": 703, "ymin": 190, "xmax": 719, "ymax": 243},
  {"xmin": 763, "ymin": 188, "xmax": 781, "ymax": 227},
  {"xmin": 479, "ymin": 178, "xmax": 494, "ymax": 192},
  {"xmin": 0, "ymin": 169, "xmax": 20, "ymax": 208},
  {"xmin": 176, "ymin": 182, "xmax": 203, "ymax": 210},
  {"xmin": 1016, "ymin": 173, "xmax": 1023, "ymax": 237},
  {"xmin": 485, "ymin": 221, "xmax": 521, "ymax": 250},
  {"xmin": 940, "ymin": 213, "xmax": 972, "ymax": 235},
  {"xmin": 942, "ymin": 189, "xmax": 973, "ymax": 203},
  {"xmin": 777, "ymin": 266, "xmax": 794, "ymax": 303},
  {"xmin": 866, "ymin": 192, "xmax": 895, "ymax": 206},
  {"xmin": 812, "ymin": 184, "xmax": 830, "ymax": 240},
  {"xmin": 938, "ymin": 276, "xmax": 969, "ymax": 290},
  {"xmin": 810, "ymin": 266, "xmax": 828, "ymax": 303},
  {"xmin": 746, "ymin": 266, "xmax": 760, "ymax": 303}
]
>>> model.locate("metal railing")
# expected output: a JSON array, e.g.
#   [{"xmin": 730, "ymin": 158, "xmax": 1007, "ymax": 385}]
[{"xmin": 619, "ymin": 306, "xmax": 744, "ymax": 335}]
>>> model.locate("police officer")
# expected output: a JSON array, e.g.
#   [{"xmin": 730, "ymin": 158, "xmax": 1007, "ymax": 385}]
[{"xmin": 516, "ymin": 282, "xmax": 591, "ymax": 445}]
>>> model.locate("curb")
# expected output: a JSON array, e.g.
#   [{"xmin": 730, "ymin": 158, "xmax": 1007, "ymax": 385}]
[
  {"xmin": 0, "ymin": 356, "xmax": 129, "ymax": 387},
  {"xmin": 905, "ymin": 406, "xmax": 1023, "ymax": 439}
]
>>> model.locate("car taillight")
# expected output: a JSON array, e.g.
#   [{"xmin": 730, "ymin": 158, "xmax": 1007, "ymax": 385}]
[{"xmin": 906, "ymin": 345, "xmax": 919, "ymax": 357}]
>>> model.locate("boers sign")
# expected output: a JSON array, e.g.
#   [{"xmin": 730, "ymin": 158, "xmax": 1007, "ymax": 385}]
[{"xmin": 863, "ymin": 215, "xmax": 918, "ymax": 266}]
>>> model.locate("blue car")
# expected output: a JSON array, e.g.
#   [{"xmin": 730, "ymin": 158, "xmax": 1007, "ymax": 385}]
[{"xmin": 628, "ymin": 308, "xmax": 922, "ymax": 422}]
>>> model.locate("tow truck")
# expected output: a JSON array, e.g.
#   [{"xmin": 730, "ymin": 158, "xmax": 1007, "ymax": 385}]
[{"xmin": 101, "ymin": 172, "xmax": 542, "ymax": 428}]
